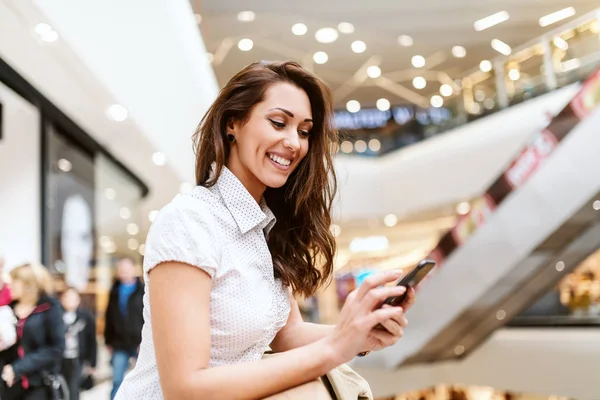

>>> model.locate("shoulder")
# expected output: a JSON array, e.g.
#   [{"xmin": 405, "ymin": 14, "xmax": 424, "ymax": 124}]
[{"xmin": 154, "ymin": 188, "xmax": 220, "ymax": 229}]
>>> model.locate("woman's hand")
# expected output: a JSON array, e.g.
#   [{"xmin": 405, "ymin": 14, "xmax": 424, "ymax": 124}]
[
  {"xmin": 364, "ymin": 287, "xmax": 416, "ymax": 352},
  {"xmin": 326, "ymin": 270, "xmax": 410, "ymax": 363},
  {"xmin": 2, "ymin": 364, "xmax": 14, "ymax": 387}
]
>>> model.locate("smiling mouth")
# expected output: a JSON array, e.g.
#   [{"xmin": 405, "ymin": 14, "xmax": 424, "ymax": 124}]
[{"xmin": 268, "ymin": 153, "xmax": 292, "ymax": 167}]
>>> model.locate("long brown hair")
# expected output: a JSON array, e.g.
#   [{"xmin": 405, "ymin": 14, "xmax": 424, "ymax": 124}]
[{"xmin": 193, "ymin": 61, "xmax": 337, "ymax": 297}]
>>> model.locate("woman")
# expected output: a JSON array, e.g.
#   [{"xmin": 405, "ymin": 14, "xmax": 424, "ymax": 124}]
[
  {"xmin": 0, "ymin": 263, "xmax": 65, "ymax": 399},
  {"xmin": 116, "ymin": 61, "xmax": 415, "ymax": 399}
]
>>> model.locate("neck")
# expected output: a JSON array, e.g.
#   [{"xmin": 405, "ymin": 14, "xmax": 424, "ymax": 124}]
[
  {"xmin": 226, "ymin": 155, "xmax": 266, "ymax": 203},
  {"xmin": 121, "ymin": 278, "xmax": 136, "ymax": 285}
]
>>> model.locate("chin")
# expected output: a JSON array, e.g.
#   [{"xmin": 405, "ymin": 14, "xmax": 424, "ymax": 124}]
[{"xmin": 262, "ymin": 175, "xmax": 289, "ymax": 189}]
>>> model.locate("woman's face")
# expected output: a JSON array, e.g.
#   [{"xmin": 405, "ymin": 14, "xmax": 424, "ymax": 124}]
[
  {"xmin": 227, "ymin": 82, "xmax": 313, "ymax": 198},
  {"xmin": 10, "ymin": 279, "xmax": 23, "ymax": 300}
]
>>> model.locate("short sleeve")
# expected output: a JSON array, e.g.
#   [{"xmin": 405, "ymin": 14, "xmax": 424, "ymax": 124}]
[{"xmin": 143, "ymin": 195, "xmax": 219, "ymax": 278}]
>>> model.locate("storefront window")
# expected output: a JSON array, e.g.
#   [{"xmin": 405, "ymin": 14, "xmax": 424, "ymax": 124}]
[{"xmin": 44, "ymin": 125, "xmax": 145, "ymax": 330}]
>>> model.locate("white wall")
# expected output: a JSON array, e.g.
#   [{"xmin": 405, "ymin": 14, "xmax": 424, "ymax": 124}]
[{"xmin": 0, "ymin": 82, "xmax": 41, "ymax": 267}]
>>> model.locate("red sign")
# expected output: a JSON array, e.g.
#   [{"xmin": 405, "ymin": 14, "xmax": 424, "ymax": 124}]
[{"xmin": 504, "ymin": 129, "xmax": 558, "ymax": 189}]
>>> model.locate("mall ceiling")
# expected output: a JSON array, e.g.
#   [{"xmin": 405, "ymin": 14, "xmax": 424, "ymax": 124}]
[{"xmin": 191, "ymin": 0, "xmax": 598, "ymax": 109}]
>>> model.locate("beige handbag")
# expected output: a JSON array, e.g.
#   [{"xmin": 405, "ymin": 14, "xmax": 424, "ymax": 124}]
[{"xmin": 262, "ymin": 353, "xmax": 373, "ymax": 400}]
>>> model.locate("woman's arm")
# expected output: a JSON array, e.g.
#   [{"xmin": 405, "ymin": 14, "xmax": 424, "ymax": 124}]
[
  {"xmin": 270, "ymin": 297, "xmax": 334, "ymax": 352},
  {"xmin": 150, "ymin": 262, "xmax": 406, "ymax": 400}
]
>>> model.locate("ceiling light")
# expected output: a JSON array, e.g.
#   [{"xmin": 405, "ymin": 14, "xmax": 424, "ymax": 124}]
[
  {"xmin": 452, "ymin": 46, "xmax": 467, "ymax": 58},
  {"xmin": 484, "ymin": 98, "xmax": 496, "ymax": 109},
  {"xmin": 238, "ymin": 38, "xmax": 254, "ymax": 51},
  {"xmin": 35, "ymin": 23, "xmax": 59, "ymax": 43},
  {"xmin": 412, "ymin": 76, "xmax": 427, "ymax": 89},
  {"xmin": 430, "ymin": 95, "xmax": 443, "ymax": 108},
  {"xmin": 138, "ymin": 244, "xmax": 146, "ymax": 256},
  {"xmin": 468, "ymin": 103, "xmax": 482, "ymax": 114},
  {"xmin": 539, "ymin": 7, "xmax": 576, "ymax": 27},
  {"xmin": 100, "ymin": 236, "xmax": 113, "ymax": 248},
  {"xmin": 194, "ymin": 13, "xmax": 202, "ymax": 24},
  {"xmin": 120, "ymin": 207, "xmax": 131, "ymax": 220},
  {"xmin": 440, "ymin": 84, "xmax": 453, "ymax": 97},
  {"xmin": 338, "ymin": 22, "xmax": 355, "ymax": 34},
  {"xmin": 376, "ymin": 98, "xmax": 391, "ymax": 111},
  {"xmin": 237, "ymin": 11, "xmax": 256, "ymax": 22},
  {"xmin": 454, "ymin": 345, "xmax": 465, "ymax": 356},
  {"xmin": 292, "ymin": 23, "xmax": 308, "ymax": 35},
  {"xmin": 368, "ymin": 139, "xmax": 381, "ymax": 152},
  {"xmin": 480, "ymin": 60, "xmax": 493, "ymax": 72},
  {"xmin": 508, "ymin": 68, "xmax": 520, "ymax": 81},
  {"xmin": 456, "ymin": 202, "xmax": 471, "ymax": 215},
  {"xmin": 315, "ymin": 27, "xmax": 339, "ymax": 43},
  {"xmin": 152, "ymin": 152, "xmax": 166, "ymax": 166},
  {"xmin": 351, "ymin": 40, "xmax": 366, "ymax": 53},
  {"xmin": 496, "ymin": 309, "xmax": 507, "ymax": 321},
  {"xmin": 313, "ymin": 51, "xmax": 329, "ymax": 64},
  {"xmin": 106, "ymin": 104, "xmax": 128, "ymax": 122},
  {"xmin": 180, "ymin": 182, "xmax": 193, "ymax": 193},
  {"xmin": 553, "ymin": 37, "xmax": 569, "ymax": 51},
  {"xmin": 475, "ymin": 89, "xmax": 486, "ymax": 102},
  {"xmin": 491, "ymin": 39, "xmax": 511, "ymax": 55},
  {"xmin": 346, "ymin": 100, "xmax": 361, "ymax": 113},
  {"xmin": 148, "ymin": 210, "xmax": 159, "ymax": 222},
  {"xmin": 474, "ymin": 11, "xmax": 510, "ymax": 31},
  {"xmin": 57, "ymin": 158, "xmax": 72, "ymax": 172},
  {"xmin": 383, "ymin": 214, "xmax": 398, "ymax": 227},
  {"xmin": 340, "ymin": 141, "xmax": 353, "ymax": 153},
  {"xmin": 593, "ymin": 200, "xmax": 600, "ymax": 210},
  {"xmin": 354, "ymin": 140, "xmax": 367, "ymax": 153},
  {"xmin": 330, "ymin": 224, "xmax": 342, "ymax": 237},
  {"xmin": 555, "ymin": 261, "xmax": 565, "ymax": 272},
  {"xmin": 367, "ymin": 65, "xmax": 381, "ymax": 78},
  {"xmin": 398, "ymin": 35, "xmax": 413, "ymax": 47},
  {"xmin": 127, "ymin": 223, "xmax": 139, "ymax": 236},
  {"xmin": 128, "ymin": 238, "xmax": 139, "ymax": 251},
  {"xmin": 411, "ymin": 55, "xmax": 425, "ymax": 68},
  {"xmin": 104, "ymin": 188, "xmax": 116, "ymax": 200},
  {"xmin": 349, "ymin": 235, "xmax": 389, "ymax": 253}
]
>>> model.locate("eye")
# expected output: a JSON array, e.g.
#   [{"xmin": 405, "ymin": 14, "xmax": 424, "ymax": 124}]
[
  {"xmin": 269, "ymin": 119, "xmax": 285, "ymax": 129},
  {"xmin": 298, "ymin": 130, "xmax": 310, "ymax": 138}
]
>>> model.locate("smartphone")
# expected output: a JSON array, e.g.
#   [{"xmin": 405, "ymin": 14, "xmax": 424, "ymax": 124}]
[{"xmin": 381, "ymin": 259, "xmax": 436, "ymax": 307}]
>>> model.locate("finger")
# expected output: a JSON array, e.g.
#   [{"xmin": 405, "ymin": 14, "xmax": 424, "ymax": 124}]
[
  {"xmin": 367, "ymin": 306, "xmax": 403, "ymax": 329},
  {"xmin": 356, "ymin": 270, "xmax": 403, "ymax": 300},
  {"xmin": 379, "ymin": 319, "xmax": 402, "ymax": 336},
  {"xmin": 369, "ymin": 326, "xmax": 401, "ymax": 348},
  {"xmin": 363, "ymin": 285, "xmax": 407, "ymax": 310},
  {"xmin": 400, "ymin": 287, "xmax": 416, "ymax": 310}
]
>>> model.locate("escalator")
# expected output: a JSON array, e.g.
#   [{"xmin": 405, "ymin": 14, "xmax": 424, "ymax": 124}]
[{"xmin": 352, "ymin": 68, "xmax": 600, "ymax": 370}]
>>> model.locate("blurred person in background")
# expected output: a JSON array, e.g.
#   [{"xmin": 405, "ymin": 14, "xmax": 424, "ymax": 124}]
[
  {"xmin": 0, "ymin": 263, "xmax": 65, "ymax": 400},
  {"xmin": 115, "ymin": 61, "xmax": 413, "ymax": 399},
  {"xmin": 0, "ymin": 253, "xmax": 12, "ymax": 306},
  {"xmin": 104, "ymin": 257, "xmax": 144, "ymax": 399},
  {"xmin": 60, "ymin": 286, "xmax": 97, "ymax": 400}
]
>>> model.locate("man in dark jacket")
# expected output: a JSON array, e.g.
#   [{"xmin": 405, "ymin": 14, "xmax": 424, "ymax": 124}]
[
  {"xmin": 104, "ymin": 257, "xmax": 144, "ymax": 400},
  {"xmin": 60, "ymin": 287, "xmax": 97, "ymax": 400}
]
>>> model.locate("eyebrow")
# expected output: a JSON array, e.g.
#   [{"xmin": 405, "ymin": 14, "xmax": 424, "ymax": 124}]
[{"xmin": 269, "ymin": 108, "xmax": 313, "ymax": 123}]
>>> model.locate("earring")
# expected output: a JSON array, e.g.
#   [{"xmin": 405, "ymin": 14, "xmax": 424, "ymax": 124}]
[{"xmin": 227, "ymin": 133, "xmax": 236, "ymax": 143}]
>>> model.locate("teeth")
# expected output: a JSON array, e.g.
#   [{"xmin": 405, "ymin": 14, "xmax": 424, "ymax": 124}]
[{"xmin": 269, "ymin": 154, "xmax": 291, "ymax": 166}]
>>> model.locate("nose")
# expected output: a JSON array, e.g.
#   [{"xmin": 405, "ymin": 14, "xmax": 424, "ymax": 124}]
[{"xmin": 282, "ymin": 130, "xmax": 301, "ymax": 152}]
